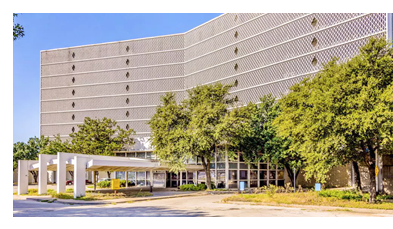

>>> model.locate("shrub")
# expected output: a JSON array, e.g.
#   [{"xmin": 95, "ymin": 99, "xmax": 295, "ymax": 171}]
[
  {"xmin": 97, "ymin": 180, "xmax": 111, "ymax": 188},
  {"xmin": 50, "ymin": 192, "xmax": 74, "ymax": 199},
  {"xmin": 65, "ymin": 188, "xmax": 73, "ymax": 193},
  {"xmin": 179, "ymin": 183, "xmax": 208, "ymax": 191},
  {"xmin": 318, "ymin": 189, "xmax": 366, "ymax": 201}
]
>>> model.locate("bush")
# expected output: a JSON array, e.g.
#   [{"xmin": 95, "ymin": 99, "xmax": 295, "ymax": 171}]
[
  {"xmin": 179, "ymin": 183, "xmax": 208, "ymax": 191},
  {"xmin": 97, "ymin": 180, "xmax": 111, "ymax": 188},
  {"xmin": 120, "ymin": 180, "xmax": 134, "ymax": 187},
  {"xmin": 318, "ymin": 189, "xmax": 366, "ymax": 201}
]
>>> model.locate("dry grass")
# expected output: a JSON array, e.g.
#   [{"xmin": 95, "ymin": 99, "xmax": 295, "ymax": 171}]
[
  {"xmin": 222, "ymin": 192, "xmax": 393, "ymax": 210},
  {"xmin": 51, "ymin": 191, "xmax": 153, "ymax": 201}
]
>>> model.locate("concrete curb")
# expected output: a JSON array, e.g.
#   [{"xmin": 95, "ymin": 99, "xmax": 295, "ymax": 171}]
[{"xmin": 26, "ymin": 192, "xmax": 207, "ymax": 205}]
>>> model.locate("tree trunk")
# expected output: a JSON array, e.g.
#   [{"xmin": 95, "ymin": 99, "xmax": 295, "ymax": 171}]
[
  {"xmin": 363, "ymin": 143, "xmax": 377, "ymax": 203},
  {"xmin": 68, "ymin": 171, "xmax": 74, "ymax": 180},
  {"xmin": 352, "ymin": 161, "xmax": 362, "ymax": 193},
  {"xmin": 107, "ymin": 171, "xmax": 111, "ymax": 178},
  {"xmin": 201, "ymin": 156, "xmax": 212, "ymax": 189},
  {"xmin": 29, "ymin": 171, "xmax": 38, "ymax": 183},
  {"xmin": 284, "ymin": 164, "xmax": 300, "ymax": 187}
]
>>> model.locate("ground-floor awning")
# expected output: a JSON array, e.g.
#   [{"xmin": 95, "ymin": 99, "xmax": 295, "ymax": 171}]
[{"xmin": 17, "ymin": 152, "xmax": 203, "ymax": 198}]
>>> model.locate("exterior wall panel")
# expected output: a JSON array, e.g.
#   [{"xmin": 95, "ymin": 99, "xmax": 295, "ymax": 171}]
[{"xmin": 40, "ymin": 13, "xmax": 388, "ymax": 149}]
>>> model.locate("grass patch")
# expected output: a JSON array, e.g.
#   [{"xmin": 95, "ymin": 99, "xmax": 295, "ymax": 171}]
[
  {"xmin": 222, "ymin": 191, "xmax": 393, "ymax": 210},
  {"xmin": 65, "ymin": 188, "xmax": 74, "ymax": 193},
  {"xmin": 48, "ymin": 191, "xmax": 152, "ymax": 201},
  {"xmin": 87, "ymin": 185, "xmax": 94, "ymax": 189},
  {"xmin": 13, "ymin": 192, "xmax": 17, "ymax": 195}
]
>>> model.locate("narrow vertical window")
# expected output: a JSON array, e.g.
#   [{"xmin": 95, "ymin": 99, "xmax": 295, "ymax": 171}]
[
  {"xmin": 234, "ymin": 63, "xmax": 239, "ymax": 71},
  {"xmin": 72, "ymin": 65, "xmax": 75, "ymax": 71}
]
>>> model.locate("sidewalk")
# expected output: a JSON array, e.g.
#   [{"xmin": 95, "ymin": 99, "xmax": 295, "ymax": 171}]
[{"xmin": 18, "ymin": 191, "xmax": 206, "ymax": 205}]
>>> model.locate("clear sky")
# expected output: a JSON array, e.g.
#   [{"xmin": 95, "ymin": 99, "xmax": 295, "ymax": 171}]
[{"xmin": 13, "ymin": 13, "xmax": 222, "ymax": 143}]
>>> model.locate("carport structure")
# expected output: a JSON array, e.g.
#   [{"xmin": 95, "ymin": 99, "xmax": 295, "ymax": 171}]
[{"xmin": 17, "ymin": 152, "xmax": 202, "ymax": 198}]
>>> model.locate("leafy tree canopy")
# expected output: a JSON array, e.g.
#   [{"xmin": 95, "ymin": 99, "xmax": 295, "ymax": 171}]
[
  {"xmin": 13, "ymin": 13, "xmax": 24, "ymax": 41},
  {"xmin": 274, "ymin": 37, "xmax": 393, "ymax": 202}
]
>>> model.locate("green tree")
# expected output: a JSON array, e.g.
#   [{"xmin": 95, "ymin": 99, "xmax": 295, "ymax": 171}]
[
  {"xmin": 13, "ymin": 13, "xmax": 25, "ymax": 41},
  {"xmin": 13, "ymin": 136, "xmax": 50, "ymax": 183},
  {"xmin": 274, "ymin": 37, "xmax": 393, "ymax": 203},
  {"xmin": 68, "ymin": 117, "xmax": 135, "ymax": 178},
  {"xmin": 149, "ymin": 82, "xmax": 238, "ymax": 189},
  {"xmin": 217, "ymin": 94, "xmax": 304, "ymax": 185}
]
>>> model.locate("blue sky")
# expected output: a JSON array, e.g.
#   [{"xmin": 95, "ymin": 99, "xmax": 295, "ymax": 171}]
[{"xmin": 13, "ymin": 13, "xmax": 222, "ymax": 143}]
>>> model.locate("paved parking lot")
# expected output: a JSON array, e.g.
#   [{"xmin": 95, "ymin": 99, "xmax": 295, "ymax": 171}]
[{"xmin": 13, "ymin": 194, "xmax": 393, "ymax": 217}]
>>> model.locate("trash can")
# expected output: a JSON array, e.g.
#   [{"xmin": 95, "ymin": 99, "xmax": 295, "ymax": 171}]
[{"xmin": 239, "ymin": 181, "xmax": 245, "ymax": 191}]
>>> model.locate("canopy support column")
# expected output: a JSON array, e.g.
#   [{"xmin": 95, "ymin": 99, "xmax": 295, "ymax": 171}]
[
  {"xmin": 74, "ymin": 156, "xmax": 88, "ymax": 198},
  {"xmin": 57, "ymin": 152, "xmax": 67, "ymax": 194},
  {"xmin": 18, "ymin": 160, "xmax": 29, "ymax": 195}
]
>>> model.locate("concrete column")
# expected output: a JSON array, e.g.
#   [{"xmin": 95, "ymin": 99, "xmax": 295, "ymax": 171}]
[
  {"xmin": 214, "ymin": 146, "xmax": 218, "ymax": 188},
  {"xmin": 164, "ymin": 172, "xmax": 167, "ymax": 188},
  {"xmin": 225, "ymin": 146, "xmax": 229, "ymax": 189},
  {"xmin": 18, "ymin": 160, "xmax": 29, "ymax": 195},
  {"xmin": 257, "ymin": 162, "xmax": 260, "ymax": 188},
  {"xmin": 267, "ymin": 161, "xmax": 270, "ymax": 185},
  {"xmin": 74, "ymin": 156, "xmax": 88, "ymax": 198},
  {"xmin": 125, "ymin": 171, "xmax": 129, "ymax": 188},
  {"xmin": 57, "ymin": 152, "xmax": 67, "ymax": 193},
  {"xmin": 179, "ymin": 172, "xmax": 183, "ymax": 186},
  {"xmin": 247, "ymin": 164, "xmax": 251, "ymax": 189},
  {"xmin": 38, "ymin": 154, "xmax": 48, "ymax": 195},
  {"xmin": 193, "ymin": 171, "xmax": 197, "ymax": 185},
  {"xmin": 150, "ymin": 170, "xmax": 153, "ymax": 188},
  {"xmin": 93, "ymin": 171, "xmax": 97, "ymax": 191}
]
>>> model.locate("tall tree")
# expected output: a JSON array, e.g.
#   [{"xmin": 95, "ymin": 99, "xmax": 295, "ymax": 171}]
[
  {"xmin": 217, "ymin": 94, "xmax": 304, "ymax": 185},
  {"xmin": 68, "ymin": 117, "xmax": 136, "ymax": 178},
  {"xmin": 13, "ymin": 13, "xmax": 25, "ymax": 41},
  {"xmin": 13, "ymin": 136, "xmax": 50, "ymax": 183},
  {"xmin": 149, "ymin": 82, "xmax": 238, "ymax": 189},
  {"xmin": 274, "ymin": 37, "xmax": 393, "ymax": 203}
]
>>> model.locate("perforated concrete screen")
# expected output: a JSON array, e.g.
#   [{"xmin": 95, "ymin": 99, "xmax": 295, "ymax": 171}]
[{"xmin": 40, "ymin": 13, "xmax": 390, "ymax": 149}]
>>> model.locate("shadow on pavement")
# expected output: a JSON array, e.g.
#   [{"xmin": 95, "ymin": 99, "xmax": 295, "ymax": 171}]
[{"xmin": 13, "ymin": 200, "xmax": 214, "ymax": 217}]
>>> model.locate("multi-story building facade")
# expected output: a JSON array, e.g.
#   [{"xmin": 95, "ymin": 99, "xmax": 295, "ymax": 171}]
[{"xmin": 40, "ymin": 13, "xmax": 392, "ymax": 190}]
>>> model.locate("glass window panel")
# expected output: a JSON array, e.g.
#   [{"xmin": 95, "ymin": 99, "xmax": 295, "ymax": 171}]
[
  {"xmin": 217, "ymin": 181, "xmax": 225, "ymax": 188},
  {"xmin": 250, "ymin": 180, "xmax": 258, "ymax": 187},
  {"xmin": 153, "ymin": 173, "xmax": 165, "ymax": 180},
  {"xmin": 278, "ymin": 170, "xmax": 284, "ymax": 179},
  {"xmin": 116, "ymin": 172, "xmax": 125, "ymax": 180},
  {"xmin": 278, "ymin": 180, "xmax": 285, "ymax": 187},
  {"xmin": 116, "ymin": 153, "xmax": 125, "ymax": 157},
  {"xmin": 187, "ymin": 172, "xmax": 193, "ymax": 180},
  {"xmin": 211, "ymin": 171, "xmax": 215, "ymax": 180},
  {"xmin": 239, "ymin": 163, "xmax": 248, "ymax": 169},
  {"xmin": 260, "ymin": 163, "xmax": 268, "ymax": 170},
  {"xmin": 239, "ymin": 153, "xmax": 245, "ymax": 162},
  {"xmin": 128, "ymin": 172, "xmax": 136, "ymax": 180},
  {"xmin": 239, "ymin": 170, "xmax": 248, "ymax": 179},
  {"xmin": 250, "ymin": 163, "xmax": 258, "ymax": 170},
  {"xmin": 146, "ymin": 152, "xmax": 152, "ymax": 159},
  {"xmin": 269, "ymin": 171, "xmax": 276, "ymax": 179},
  {"xmin": 260, "ymin": 180, "xmax": 267, "ymax": 187},
  {"xmin": 137, "ymin": 172, "xmax": 145, "ymax": 180},
  {"xmin": 171, "ymin": 173, "xmax": 178, "ymax": 180},
  {"xmin": 210, "ymin": 163, "xmax": 216, "ymax": 169},
  {"xmin": 127, "ymin": 153, "xmax": 136, "ymax": 158},
  {"xmin": 217, "ymin": 154, "xmax": 224, "ymax": 162},
  {"xmin": 228, "ymin": 181, "xmax": 238, "ymax": 189},
  {"xmin": 229, "ymin": 170, "xmax": 237, "ymax": 180},
  {"xmin": 182, "ymin": 172, "xmax": 186, "ymax": 179},
  {"xmin": 136, "ymin": 152, "xmax": 145, "ymax": 158},
  {"xmin": 198, "ymin": 171, "xmax": 206, "ymax": 180},
  {"xmin": 269, "ymin": 180, "xmax": 276, "ymax": 185},
  {"xmin": 217, "ymin": 163, "xmax": 225, "ymax": 169},
  {"xmin": 250, "ymin": 170, "xmax": 258, "ymax": 179},
  {"xmin": 137, "ymin": 180, "xmax": 146, "ymax": 186},
  {"xmin": 260, "ymin": 171, "xmax": 267, "ymax": 179},
  {"xmin": 217, "ymin": 171, "xmax": 225, "ymax": 181},
  {"xmin": 171, "ymin": 181, "xmax": 177, "ymax": 187},
  {"xmin": 229, "ymin": 163, "xmax": 238, "ymax": 169}
]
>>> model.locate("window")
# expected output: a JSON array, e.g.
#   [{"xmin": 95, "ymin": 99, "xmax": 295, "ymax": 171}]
[
  {"xmin": 126, "ymin": 46, "xmax": 130, "ymax": 52},
  {"xmin": 126, "ymin": 59, "xmax": 130, "ymax": 65},
  {"xmin": 72, "ymin": 65, "xmax": 75, "ymax": 71},
  {"xmin": 234, "ymin": 31, "xmax": 238, "ymax": 38},
  {"xmin": 311, "ymin": 37, "xmax": 318, "ymax": 47},
  {"xmin": 72, "ymin": 77, "xmax": 75, "ymax": 83},
  {"xmin": 72, "ymin": 52, "xmax": 75, "ymax": 58},
  {"xmin": 234, "ymin": 63, "xmax": 238, "ymax": 71},
  {"xmin": 229, "ymin": 163, "xmax": 238, "ymax": 169},
  {"xmin": 126, "ymin": 124, "xmax": 129, "ymax": 130},
  {"xmin": 126, "ymin": 98, "xmax": 129, "ymax": 104},
  {"xmin": 234, "ymin": 14, "xmax": 238, "ymax": 21},
  {"xmin": 228, "ymin": 171, "xmax": 237, "ymax": 180},
  {"xmin": 234, "ymin": 47, "xmax": 238, "ymax": 55},
  {"xmin": 312, "ymin": 57, "xmax": 318, "ymax": 66},
  {"xmin": 72, "ymin": 114, "xmax": 75, "ymax": 120},
  {"xmin": 72, "ymin": 102, "xmax": 75, "ymax": 108},
  {"xmin": 126, "ymin": 72, "xmax": 129, "ymax": 78},
  {"xmin": 126, "ymin": 111, "xmax": 129, "ymax": 117},
  {"xmin": 71, "ymin": 127, "xmax": 75, "ymax": 133},
  {"xmin": 311, "ymin": 17, "xmax": 318, "ymax": 27},
  {"xmin": 126, "ymin": 85, "xmax": 129, "ymax": 91},
  {"xmin": 72, "ymin": 90, "xmax": 75, "ymax": 96}
]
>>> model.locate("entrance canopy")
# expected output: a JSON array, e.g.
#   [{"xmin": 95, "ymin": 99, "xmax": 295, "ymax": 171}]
[{"xmin": 17, "ymin": 152, "xmax": 202, "ymax": 198}]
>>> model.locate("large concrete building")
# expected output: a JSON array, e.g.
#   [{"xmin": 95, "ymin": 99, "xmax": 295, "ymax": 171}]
[{"xmin": 39, "ymin": 13, "xmax": 393, "ymax": 191}]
